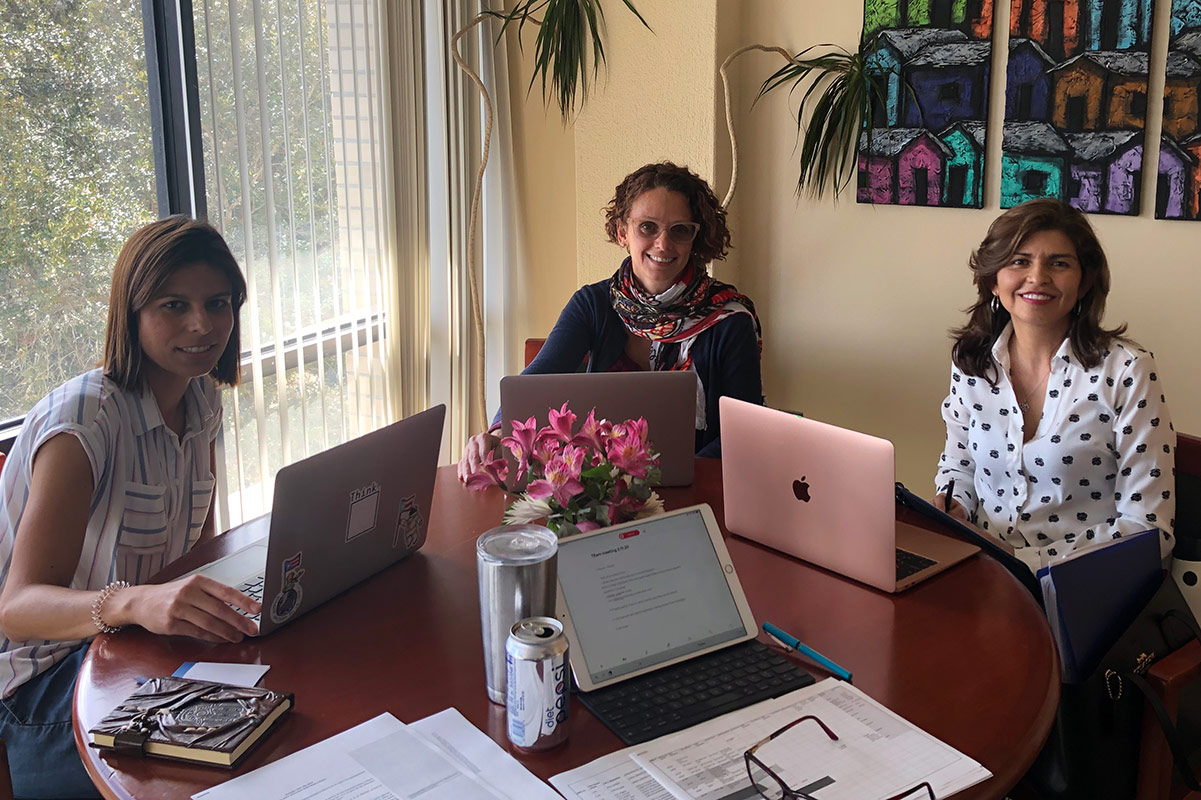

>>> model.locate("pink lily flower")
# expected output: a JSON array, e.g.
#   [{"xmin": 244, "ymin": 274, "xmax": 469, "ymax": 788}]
[
  {"xmin": 607, "ymin": 419, "xmax": 654, "ymax": 479},
  {"xmin": 531, "ymin": 436, "xmax": 562, "ymax": 472},
  {"xmin": 526, "ymin": 450, "xmax": 585, "ymax": 507},
  {"xmin": 558, "ymin": 444, "xmax": 587, "ymax": 476},
  {"xmin": 545, "ymin": 402, "xmax": 577, "ymax": 445},
  {"xmin": 501, "ymin": 416, "xmax": 539, "ymax": 481},
  {"xmin": 575, "ymin": 520, "xmax": 601, "ymax": 533},
  {"xmin": 571, "ymin": 409, "xmax": 611, "ymax": 452}
]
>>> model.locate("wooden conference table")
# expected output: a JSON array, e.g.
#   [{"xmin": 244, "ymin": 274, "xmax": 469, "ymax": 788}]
[{"xmin": 74, "ymin": 458, "xmax": 1059, "ymax": 800}]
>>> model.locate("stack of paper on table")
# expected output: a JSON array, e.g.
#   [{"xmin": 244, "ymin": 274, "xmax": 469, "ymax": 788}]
[
  {"xmin": 550, "ymin": 678, "xmax": 991, "ymax": 800},
  {"xmin": 194, "ymin": 708, "xmax": 558, "ymax": 800}
]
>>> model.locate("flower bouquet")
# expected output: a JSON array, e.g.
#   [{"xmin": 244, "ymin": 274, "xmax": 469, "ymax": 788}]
[{"xmin": 465, "ymin": 403, "xmax": 664, "ymax": 537}]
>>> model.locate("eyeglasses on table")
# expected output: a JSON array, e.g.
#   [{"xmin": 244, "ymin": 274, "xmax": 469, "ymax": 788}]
[{"xmin": 743, "ymin": 714, "xmax": 938, "ymax": 800}]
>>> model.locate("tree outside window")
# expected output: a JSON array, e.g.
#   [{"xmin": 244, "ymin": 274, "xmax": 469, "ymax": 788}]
[{"xmin": 0, "ymin": 0, "xmax": 156, "ymax": 421}]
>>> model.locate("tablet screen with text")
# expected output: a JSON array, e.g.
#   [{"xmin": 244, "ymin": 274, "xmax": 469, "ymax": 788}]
[{"xmin": 556, "ymin": 507, "xmax": 752, "ymax": 685}]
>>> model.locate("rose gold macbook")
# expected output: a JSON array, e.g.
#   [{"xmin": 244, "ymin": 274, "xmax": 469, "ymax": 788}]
[{"xmin": 719, "ymin": 397, "xmax": 977, "ymax": 593}]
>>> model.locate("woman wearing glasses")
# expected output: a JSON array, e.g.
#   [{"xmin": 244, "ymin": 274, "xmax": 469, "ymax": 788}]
[
  {"xmin": 459, "ymin": 161, "xmax": 763, "ymax": 478},
  {"xmin": 934, "ymin": 199, "xmax": 1175, "ymax": 573}
]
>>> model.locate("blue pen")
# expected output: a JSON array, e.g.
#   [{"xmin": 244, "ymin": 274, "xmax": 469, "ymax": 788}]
[{"xmin": 763, "ymin": 622, "xmax": 853, "ymax": 682}]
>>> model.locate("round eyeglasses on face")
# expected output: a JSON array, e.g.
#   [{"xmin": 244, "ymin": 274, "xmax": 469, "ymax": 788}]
[{"xmin": 627, "ymin": 218, "xmax": 701, "ymax": 244}]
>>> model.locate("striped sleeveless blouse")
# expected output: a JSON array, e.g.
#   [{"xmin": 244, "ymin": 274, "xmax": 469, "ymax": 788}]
[{"xmin": 0, "ymin": 369, "xmax": 221, "ymax": 696}]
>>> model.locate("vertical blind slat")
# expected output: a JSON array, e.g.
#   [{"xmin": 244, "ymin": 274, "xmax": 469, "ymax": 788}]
[
  {"xmin": 250, "ymin": 0, "xmax": 292, "ymax": 469},
  {"xmin": 317, "ymin": 0, "xmax": 350, "ymax": 446},
  {"xmin": 346, "ymin": 0, "xmax": 375, "ymax": 431},
  {"xmin": 274, "ymin": 0, "xmax": 311, "ymax": 459},
  {"xmin": 297, "ymin": 0, "xmax": 331, "ymax": 453},
  {"xmin": 362, "ymin": 0, "xmax": 385, "ymax": 429},
  {"xmin": 226, "ymin": 0, "xmax": 272, "ymax": 511}
]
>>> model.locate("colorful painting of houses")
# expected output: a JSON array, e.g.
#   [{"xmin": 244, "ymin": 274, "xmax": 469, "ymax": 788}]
[
  {"xmin": 1157, "ymin": 1, "xmax": 1201, "ymax": 219},
  {"xmin": 859, "ymin": 0, "xmax": 995, "ymax": 207},
  {"xmin": 1001, "ymin": 0, "xmax": 1158, "ymax": 214},
  {"xmin": 1010, "ymin": 0, "xmax": 1154, "ymax": 59}
]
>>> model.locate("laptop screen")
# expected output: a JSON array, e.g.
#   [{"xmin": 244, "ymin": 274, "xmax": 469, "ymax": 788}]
[{"xmin": 557, "ymin": 508, "xmax": 750, "ymax": 685}]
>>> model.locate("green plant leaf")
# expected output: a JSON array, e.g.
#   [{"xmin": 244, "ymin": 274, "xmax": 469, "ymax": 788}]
[
  {"xmin": 582, "ymin": 463, "xmax": 612, "ymax": 480},
  {"xmin": 757, "ymin": 35, "xmax": 889, "ymax": 199},
  {"xmin": 485, "ymin": 0, "xmax": 651, "ymax": 121}
]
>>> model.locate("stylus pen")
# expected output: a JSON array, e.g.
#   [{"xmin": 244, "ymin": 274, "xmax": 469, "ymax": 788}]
[
  {"xmin": 763, "ymin": 622, "xmax": 853, "ymax": 682},
  {"xmin": 944, "ymin": 478, "xmax": 955, "ymax": 513}
]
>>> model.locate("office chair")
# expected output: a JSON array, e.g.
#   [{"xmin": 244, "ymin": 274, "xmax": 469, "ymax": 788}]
[{"xmin": 1135, "ymin": 431, "xmax": 1201, "ymax": 800}]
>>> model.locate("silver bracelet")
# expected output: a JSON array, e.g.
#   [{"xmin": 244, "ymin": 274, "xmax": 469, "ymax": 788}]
[{"xmin": 91, "ymin": 580, "xmax": 131, "ymax": 634}]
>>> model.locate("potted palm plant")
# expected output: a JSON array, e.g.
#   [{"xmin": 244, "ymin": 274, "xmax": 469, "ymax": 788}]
[{"xmin": 479, "ymin": 2, "xmax": 886, "ymax": 200}]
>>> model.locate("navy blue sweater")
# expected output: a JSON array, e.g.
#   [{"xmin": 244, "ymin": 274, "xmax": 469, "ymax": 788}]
[{"xmin": 512, "ymin": 279, "xmax": 764, "ymax": 458}]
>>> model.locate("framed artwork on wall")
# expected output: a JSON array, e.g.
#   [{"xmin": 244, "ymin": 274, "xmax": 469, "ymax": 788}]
[
  {"xmin": 858, "ymin": 0, "xmax": 997, "ymax": 208},
  {"xmin": 1155, "ymin": 0, "xmax": 1201, "ymax": 219},
  {"xmin": 1001, "ymin": 0, "xmax": 1158, "ymax": 214}
]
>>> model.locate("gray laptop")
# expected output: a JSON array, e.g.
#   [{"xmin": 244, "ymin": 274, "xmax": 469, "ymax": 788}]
[
  {"xmin": 499, "ymin": 371, "xmax": 696, "ymax": 485},
  {"xmin": 188, "ymin": 404, "xmax": 445, "ymax": 635}
]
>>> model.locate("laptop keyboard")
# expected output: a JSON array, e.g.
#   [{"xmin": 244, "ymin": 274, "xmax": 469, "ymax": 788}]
[
  {"xmin": 576, "ymin": 640, "xmax": 815, "ymax": 745},
  {"xmin": 896, "ymin": 548, "xmax": 937, "ymax": 582},
  {"xmin": 235, "ymin": 574, "xmax": 265, "ymax": 622}
]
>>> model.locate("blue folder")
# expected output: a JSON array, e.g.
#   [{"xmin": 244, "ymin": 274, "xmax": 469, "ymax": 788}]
[{"xmin": 1044, "ymin": 529, "xmax": 1162, "ymax": 683}]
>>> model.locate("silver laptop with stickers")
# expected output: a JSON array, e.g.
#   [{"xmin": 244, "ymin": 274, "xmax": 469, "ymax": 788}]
[{"xmin": 188, "ymin": 404, "xmax": 445, "ymax": 635}]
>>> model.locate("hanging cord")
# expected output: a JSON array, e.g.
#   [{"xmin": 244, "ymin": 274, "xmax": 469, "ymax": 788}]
[
  {"xmin": 450, "ymin": 12, "xmax": 498, "ymax": 434},
  {"xmin": 719, "ymin": 44, "xmax": 797, "ymax": 209}
]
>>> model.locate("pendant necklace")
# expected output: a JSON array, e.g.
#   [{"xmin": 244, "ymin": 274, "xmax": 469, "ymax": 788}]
[{"xmin": 1014, "ymin": 367, "xmax": 1050, "ymax": 413}]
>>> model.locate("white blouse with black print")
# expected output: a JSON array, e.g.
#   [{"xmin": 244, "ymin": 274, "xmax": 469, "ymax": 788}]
[{"xmin": 936, "ymin": 323, "xmax": 1175, "ymax": 573}]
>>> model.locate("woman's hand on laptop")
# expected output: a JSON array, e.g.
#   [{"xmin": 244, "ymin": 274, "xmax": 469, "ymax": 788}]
[
  {"xmin": 458, "ymin": 431, "xmax": 500, "ymax": 483},
  {"xmin": 107, "ymin": 575, "xmax": 260, "ymax": 643}
]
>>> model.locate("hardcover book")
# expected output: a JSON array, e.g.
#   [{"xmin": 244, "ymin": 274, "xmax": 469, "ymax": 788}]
[{"xmin": 89, "ymin": 676, "xmax": 293, "ymax": 768}]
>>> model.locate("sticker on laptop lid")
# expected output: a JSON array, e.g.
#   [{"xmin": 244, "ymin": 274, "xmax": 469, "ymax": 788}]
[
  {"xmin": 346, "ymin": 482, "xmax": 380, "ymax": 541},
  {"xmin": 269, "ymin": 550, "xmax": 305, "ymax": 624},
  {"xmin": 393, "ymin": 495, "xmax": 424, "ymax": 550}
]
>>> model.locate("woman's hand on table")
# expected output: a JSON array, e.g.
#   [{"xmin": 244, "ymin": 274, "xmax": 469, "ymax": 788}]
[
  {"xmin": 458, "ymin": 431, "xmax": 500, "ymax": 483},
  {"xmin": 109, "ymin": 575, "xmax": 260, "ymax": 643}
]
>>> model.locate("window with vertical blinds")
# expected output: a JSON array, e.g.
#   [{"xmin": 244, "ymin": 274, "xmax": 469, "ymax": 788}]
[{"xmin": 194, "ymin": 0, "xmax": 395, "ymax": 526}]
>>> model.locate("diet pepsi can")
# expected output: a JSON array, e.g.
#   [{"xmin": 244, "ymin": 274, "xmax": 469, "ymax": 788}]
[{"xmin": 505, "ymin": 616, "xmax": 570, "ymax": 751}]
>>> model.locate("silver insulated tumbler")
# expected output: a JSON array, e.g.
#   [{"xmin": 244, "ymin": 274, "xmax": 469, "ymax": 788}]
[{"xmin": 477, "ymin": 525, "xmax": 558, "ymax": 703}]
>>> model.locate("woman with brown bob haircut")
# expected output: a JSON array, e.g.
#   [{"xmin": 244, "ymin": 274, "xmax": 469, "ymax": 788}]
[
  {"xmin": 0, "ymin": 216, "xmax": 259, "ymax": 798},
  {"xmin": 934, "ymin": 199, "xmax": 1175, "ymax": 573},
  {"xmin": 458, "ymin": 161, "xmax": 764, "ymax": 481}
]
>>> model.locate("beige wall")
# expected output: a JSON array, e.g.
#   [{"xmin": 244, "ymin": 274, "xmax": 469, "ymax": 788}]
[
  {"xmin": 505, "ymin": 0, "xmax": 1201, "ymax": 491},
  {"xmin": 573, "ymin": 1, "xmax": 719, "ymax": 286},
  {"xmin": 504, "ymin": 18, "xmax": 577, "ymax": 369}
]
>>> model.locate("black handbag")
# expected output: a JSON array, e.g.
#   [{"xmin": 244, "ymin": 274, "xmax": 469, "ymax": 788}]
[{"xmin": 1024, "ymin": 571, "xmax": 1201, "ymax": 799}]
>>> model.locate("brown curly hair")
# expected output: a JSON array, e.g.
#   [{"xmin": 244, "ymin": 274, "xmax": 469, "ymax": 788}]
[
  {"xmin": 951, "ymin": 198, "xmax": 1127, "ymax": 381},
  {"xmin": 603, "ymin": 162, "xmax": 731, "ymax": 268}
]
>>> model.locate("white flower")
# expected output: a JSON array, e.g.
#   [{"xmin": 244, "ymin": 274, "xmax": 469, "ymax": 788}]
[
  {"xmin": 503, "ymin": 495, "xmax": 553, "ymax": 524},
  {"xmin": 634, "ymin": 491, "xmax": 664, "ymax": 519}
]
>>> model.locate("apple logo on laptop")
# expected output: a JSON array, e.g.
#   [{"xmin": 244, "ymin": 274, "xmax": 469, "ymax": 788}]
[{"xmin": 792, "ymin": 477, "xmax": 811, "ymax": 503}]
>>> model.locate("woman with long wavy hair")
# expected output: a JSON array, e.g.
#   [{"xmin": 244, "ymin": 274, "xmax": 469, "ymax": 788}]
[{"xmin": 934, "ymin": 199, "xmax": 1175, "ymax": 573}]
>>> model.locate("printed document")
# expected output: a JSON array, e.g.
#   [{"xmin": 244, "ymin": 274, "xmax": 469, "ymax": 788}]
[
  {"xmin": 193, "ymin": 711, "xmax": 558, "ymax": 800},
  {"xmin": 631, "ymin": 679, "xmax": 991, "ymax": 800},
  {"xmin": 550, "ymin": 747, "xmax": 673, "ymax": 800}
]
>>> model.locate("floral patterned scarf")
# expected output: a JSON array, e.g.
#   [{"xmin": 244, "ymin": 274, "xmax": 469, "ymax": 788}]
[{"xmin": 608, "ymin": 258, "xmax": 762, "ymax": 370}]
